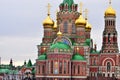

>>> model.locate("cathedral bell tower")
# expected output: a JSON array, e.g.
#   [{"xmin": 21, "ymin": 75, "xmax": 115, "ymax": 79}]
[{"xmin": 101, "ymin": 0, "xmax": 119, "ymax": 53}]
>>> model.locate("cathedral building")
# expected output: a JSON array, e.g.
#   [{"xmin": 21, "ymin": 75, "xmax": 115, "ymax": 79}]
[{"xmin": 36, "ymin": 0, "xmax": 120, "ymax": 80}]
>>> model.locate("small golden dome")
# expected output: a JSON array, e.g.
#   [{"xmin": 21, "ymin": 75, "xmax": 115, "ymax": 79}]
[
  {"xmin": 75, "ymin": 15, "xmax": 87, "ymax": 27},
  {"xmin": 86, "ymin": 22, "xmax": 92, "ymax": 29},
  {"xmin": 57, "ymin": 30, "xmax": 62, "ymax": 36},
  {"xmin": 85, "ymin": 22, "xmax": 92, "ymax": 31},
  {"xmin": 43, "ymin": 15, "xmax": 54, "ymax": 27},
  {"xmin": 105, "ymin": 6, "xmax": 116, "ymax": 16},
  {"xmin": 53, "ymin": 21, "xmax": 57, "ymax": 29}
]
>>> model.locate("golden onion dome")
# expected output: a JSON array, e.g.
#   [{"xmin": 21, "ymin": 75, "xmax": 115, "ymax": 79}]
[
  {"xmin": 57, "ymin": 30, "xmax": 62, "ymax": 36},
  {"xmin": 43, "ymin": 15, "xmax": 54, "ymax": 27},
  {"xmin": 85, "ymin": 22, "xmax": 92, "ymax": 31},
  {"xmin": 105, "ymin": 6, "xmax": 116, "ymax": 16},
  {"xmin": 86, "ymin": 22, "xmax": 92, "ymax": 29},
  {"xmin": 53, "ymin": 21, "xmax": 57, "ymax": 29},
  {"xmin": 75, "ymin": 14, "xmax": 87, "ymax": 27}
]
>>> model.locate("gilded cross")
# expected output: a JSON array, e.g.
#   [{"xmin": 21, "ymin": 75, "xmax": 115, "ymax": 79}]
[
  {"xmin": 47, "ymin": 3, "xmax": 51, "ymax": 15},
  {"xmin": 84, "ymin": 9, "xmax": 88, "ymax": 20},
  {"xmin": 109, "ymin": 0, "xmax": 111, "ymax": 5},
  {"xmin": 56, "ymin": 9, "xmax": 58, "ymax": 20},
  {"xmin": 79, "ymin": 2, "xmax": 83, "ymax": 14}
]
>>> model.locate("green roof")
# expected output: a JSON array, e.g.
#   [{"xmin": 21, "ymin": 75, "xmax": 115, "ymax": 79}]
[
  {"xmin": 72, "ymin": 53, "xmax": 86, "ymax": 61},
  {"xmin": 27, "ymin": 59, "xmax": 32, "ymax": 68},
  {"xmin": 60, "ymin": 0, "xmax": 75, "ymax": 11},
  {"xmin": 63, "ymin": 0, "xmax": 74, "ymax": 6},
  {"xmin": 9, "ymin": 70, "xmax": 18, "ymax": 74},
  {"xmin": 0, "ymin": 69, "xmax": 10, "ymax": 74},
  {"xmin": 0, "ymin": 69, "xmax": 19, "ymax": 74},
  {"xmin": 0, "ymin": 65, "xmax": 11, "ymax": 69},
  {"xmin": 84, "ymin": 39, "xmax": 91, "ymax": 46},
  {"xmin": 38, "ymin": 54, "xmax": 47, "ymax": 60},
  {"xmin": 50, "ymin": 42, "xmax": 71, "ymax": 50},
  {"xmin": 91, "ymin": 49, "xmax": 100, "ymax": 54}
]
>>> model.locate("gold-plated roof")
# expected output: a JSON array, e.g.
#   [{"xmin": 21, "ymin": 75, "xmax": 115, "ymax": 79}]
[
  {"xmin": 85, "ymin": 22, "xmax": 92, "ymax": 31},
  {"xmin": 43, "ymin": 15, "xmax": 54, "ymax": 27},
  {"xmin": 105, "ymin": 0, "xmax": 116, "ymax": 16},
  {"xmin": 105, "ymin": 6, "xmax": 116, "ymax": 16},
  {"xmin": 57, "ymin": 30, "xmax": 62, "ymax": 36},
  {"xmin": 53, "ymin": 21, "xmax": 57, "ymax": 29},
  {"xmin": 75, "ymin": 15, "xmax": 87, "ymax": 26}
]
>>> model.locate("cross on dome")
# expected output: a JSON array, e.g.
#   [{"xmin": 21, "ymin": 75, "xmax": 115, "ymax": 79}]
[
  {"xmin": 79, "ymin": 2, "xmax": 83, "ymax": 14},
  {"xmin": 47, "ymin": 3, "xmax": 51, "ymax": 15},
  {"xmin": 84, "ymin": 9, "xmax": 88, "ymax": 20}
]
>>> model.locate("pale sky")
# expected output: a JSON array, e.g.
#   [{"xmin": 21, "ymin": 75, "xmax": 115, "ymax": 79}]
[{"xmin": 0, "ymin": 0, "xmax": 120, "ymax": 66}]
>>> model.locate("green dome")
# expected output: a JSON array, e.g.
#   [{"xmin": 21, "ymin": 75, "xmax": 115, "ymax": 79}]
[
  {"xmin": 50, "ymin": 42, "xmax": 71, "ymax": 50},
  {"xmin": 72, "ymin": 53, "xmax": 86, "ymax": 61},
  {"xmin": 84, "ymin": 39, "xmax": 91, "ymax": 46},
  {"xmin": 62, "ymin": 0, "xmax": 74, "ymax": 6},
  {"xmin": 60, "ymin": 0, "xmax": 76, "ymax": 12},
  {"xmin": 38, "ymin": 54, "xmax": 47, "ymax": 60}
]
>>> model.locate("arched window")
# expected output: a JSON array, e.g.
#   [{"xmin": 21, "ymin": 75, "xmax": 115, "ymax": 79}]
[
  {"xmin": 74, "ymin": 65, "xmax": 75, "ymax": 74},
  {"xmin": 38, "ymin": 65, "xmax": 40, "ymax": 74},
  {"xmin": 64, "ymin": 22, "xmax": 68, "ymax": 33},
  {"xmin": 108, "ymin": 33, "xmax": 111, "ymax": 43},
  {"xmin": 68, "ymin": 62, "xmax": 69, "ymax": 74},
  {"xmin": 64, "ymin": 62, "xmax": 67, "ymax": 74},
  {"xmin": 113, "ymin": 33, "xmax": 116, "ymax": 43},
  {"xmin": 94, "ymin": 58, "xmax": 96, "ymax": 65},
  {"xmin": 78, "ymin": 65, "xmax": 80, "ymax": 74},
  {"xmin": 42, "ymin": 65, "xmax": 44, "ymax": 74},
  {"xmin": 107, "ymin": 62, "xmax": 111, "ymax": 72},
  {"xmin": 51, "ymin": 61, "xmax": 53, "ymax": 74},
  {"xmin": 72, "ymin": 23, "xmax": 76, "ymax": 33},
  {"xmin": 48, "ymin": 62, "xmax": 50, "ymax": 74},
  {"xmin": 59, "ymin": 61, "xmax": 62, "ymax": 74}
]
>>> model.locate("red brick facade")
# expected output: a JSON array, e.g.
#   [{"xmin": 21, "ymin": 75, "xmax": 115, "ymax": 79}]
[{"xmin": 36, "ymin": 0, "xmax": 120, "ymax": 80}]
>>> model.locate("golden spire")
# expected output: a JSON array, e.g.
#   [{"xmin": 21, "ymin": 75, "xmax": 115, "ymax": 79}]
[
  {"xmin": 84, "ymin": 9, "xmax": 88, "ymax": 20},
  {"xmin": 57, "ymin": 27, "xmax": 62, "ymax": 36},
  {"xmin": 79, "ymin": 2, "xmax": 83, "ymax": 14},
  {"xmin": 56, "ymin": 9, "xmax": 58, "ymax": 20},
  {"xmin": 53, "ymin": 10, "xmax": 58, "ymax": 29},
  {"xmin": 47, "ymin": 3, "xmax": 51, "ymax": 15}
]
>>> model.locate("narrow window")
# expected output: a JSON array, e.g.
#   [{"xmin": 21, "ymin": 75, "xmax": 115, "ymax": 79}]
[
  {"xmin": 72, "ymin": 23, "xmax": 76, "ymax": 33},
  {"xmin": 59, "ymin": 61, "xmax": 62, "ymax": 74},
  {"xmin": 64, "ymin": 22, "xmax": 68, "ymax": 33},
  {"xmin": 108, "ymin": 33, "xmax": 111, "ymax": 43},
  {"xmin": 107, "ymin": 62, "xmax": 111, "ymax": 72}
]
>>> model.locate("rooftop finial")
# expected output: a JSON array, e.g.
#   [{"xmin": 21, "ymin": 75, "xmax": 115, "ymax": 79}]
[
  {"xmin": 47, "ymin": 3, "xmax": 51, "ymax": 15},
  {"xmin": 56, "ymin": 9, "xmax": 58, "ymax": 20},
  {"xmin": 57, "ymin": 26, "xmax": 62, "ymax": 36},
  {"xmin": 109, "ymin": 0, "xmax": 111, "ymax": 5},
  {"xmin": 79, "ymin": 2, "xmax": 83, "ymax": 14},
  {"xmin": 84, "ymin": 8, "xmax": 88, "ymax": 20}
]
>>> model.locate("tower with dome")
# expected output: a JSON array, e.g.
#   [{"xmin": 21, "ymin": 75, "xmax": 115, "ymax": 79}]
[{"xmin": 36, "ymin": 0, "xmax": 120, "ymax": 80}]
